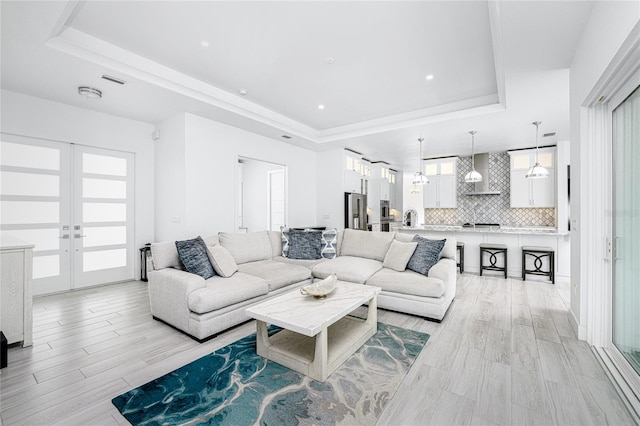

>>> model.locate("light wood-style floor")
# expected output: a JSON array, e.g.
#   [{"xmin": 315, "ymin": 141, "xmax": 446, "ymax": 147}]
[{"xmin": 0, "ymin": 274, "xmax": 636, "ymax": 425}]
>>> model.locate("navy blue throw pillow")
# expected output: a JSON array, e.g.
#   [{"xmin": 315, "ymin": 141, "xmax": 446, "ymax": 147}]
[
  {"xmin": 287, "ymin": 229, "xmax": 322, "ymax": 260},
  {"xmin": 175, "ymin": 236, "xmax": 215, "ymax": 279},
  {"xmin": 407, "ymin": 235, "xmax": 446, "ymax": 275}
]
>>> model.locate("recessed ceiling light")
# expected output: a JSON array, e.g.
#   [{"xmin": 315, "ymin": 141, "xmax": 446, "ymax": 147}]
[
  {"xmin": 318, "ymin": 104, "xmax": 325, "ymax": 110},
  {"xmin": 324, "ymin": 57, "xmax": 335, "ymax": 65},
  {"xmin": 425, "ymin": 74, "xmax": 434, "ymax": 81},
  {"xmin": 201, "ymin": 41, "xmax": 210, "ymax": 47},
  {"xmin": 77, "ymin": 86, "xmax": 102, "ymax": 99},
  {"xmin": 239, "ymin": 89, "xmax": 248, "ymax": 96}
]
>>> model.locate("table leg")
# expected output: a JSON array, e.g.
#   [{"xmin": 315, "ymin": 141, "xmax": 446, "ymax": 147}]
[
  {"xmin": 366, "ymin": 294, "xmax": 378, "ymax": 335},
  {"xmin": 256, "ymin": 320, "xmax": 271, "ymax": 358},
  {"xmin": 310, "ymin": 323, "xmax": 328, "ymax": 381}
]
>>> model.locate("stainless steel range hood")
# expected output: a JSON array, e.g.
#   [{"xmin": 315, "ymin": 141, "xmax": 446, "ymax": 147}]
[{"xmin": 463, "ymin": 153, "xmax": 501, "ymax": 196}]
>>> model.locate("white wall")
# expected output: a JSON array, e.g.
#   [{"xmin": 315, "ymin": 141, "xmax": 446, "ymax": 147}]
[
  {"xmin": 154, "ymin": 114, "xmax": 186, "ymax": 241},
  {"xmin": 154, "ymin": 112, "xmax": 318, "ymax": 239},
  {"xmin": 569, "ymin": 3, "xmax": 640, "ymax": 336},
  {"xmin": 1, "ymin": 89, "xmax": 155, "ymax": 280},
  {"xmin": 316, "ymin": 149, "xmax": 345, "ymax": 230}
]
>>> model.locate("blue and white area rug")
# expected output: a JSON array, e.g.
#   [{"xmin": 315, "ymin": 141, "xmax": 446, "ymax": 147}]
[{"xmin": 112, "ymin": 322, "xmax": 429, "ymax": 425}]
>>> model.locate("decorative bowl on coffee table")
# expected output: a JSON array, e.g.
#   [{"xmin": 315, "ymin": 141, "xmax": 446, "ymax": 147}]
[{"xmin": 300, "ymin": 274, "xmax": 337, "ymax": 298}]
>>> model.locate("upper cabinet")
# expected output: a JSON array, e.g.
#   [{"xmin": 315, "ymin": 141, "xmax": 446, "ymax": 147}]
[
  {"xmin": 508, "ymin": 148, "xmax": 556, "ymax": 208},
  {"xmin": 423, "ymin": 157, "xmax": 458, "ymax": 208},
  {"xmin": 343, "ymin": 151, "xmax": 369, "ymax": 195}
]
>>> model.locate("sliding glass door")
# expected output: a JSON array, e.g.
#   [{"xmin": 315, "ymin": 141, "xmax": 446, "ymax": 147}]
[
  {"xmin": 1, "ymin": 135, "xmax": 135, "ymax": 295},
  {"xmin": 612, "ymin": 84, "xmax": 640, "ymax": 377}
]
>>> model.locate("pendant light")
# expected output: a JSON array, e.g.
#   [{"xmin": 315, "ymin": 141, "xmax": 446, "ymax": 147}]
[
  {"xmin": 412, "ymin": 137, "xmax": 428, "ymax": 185},
  {"xmin": 464, "ymin": 131, "xmax": 482, "ymax": 183},
  {"xmin": 526, "ymin": 121, "xmax": 549, "ymax": 179}
]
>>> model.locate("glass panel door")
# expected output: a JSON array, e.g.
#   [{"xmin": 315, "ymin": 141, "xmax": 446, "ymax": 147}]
[
  {"xmin": 612, "ymin": 84, "xmax": 640, "ymax": 376},
  {"xmin": 1, "ymin": 135, "xmax": 135, "ymax": 295},
  {"xmin": 1, "ymin": 136, "xmax": 71, "ymax": 295},
  {"xmin": 73, "ymin": 146, "xmax": 135, "ymax": 288}
]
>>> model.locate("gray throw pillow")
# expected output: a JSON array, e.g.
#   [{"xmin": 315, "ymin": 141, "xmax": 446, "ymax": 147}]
[
  {"xmin": 287, "ymin": 229, "xmax": 322, "ymax": 260},
  {"xmin": 175, "ymin": 236, "xmax": 215, "ymax": 279},
  {"xmin": 383, "ymin": 240, "xmax": 418, "ymax": 272},
  {"xmin": 206, "ymin": 244, "xmax": 238, "ymax": 278},
  {"xmin": 407, "ymin": 235, "xmax": 446, "ymax": 275}
]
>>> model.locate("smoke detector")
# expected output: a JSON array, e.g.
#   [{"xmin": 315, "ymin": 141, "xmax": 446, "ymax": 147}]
[{"xmin": 78, "ymin": 86, "xmax": 102, "ymax": 99}]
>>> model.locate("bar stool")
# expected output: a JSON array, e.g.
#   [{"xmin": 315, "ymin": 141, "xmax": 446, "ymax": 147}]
[
  {"xmin": 522, "ymin": 246, "xmax": 555, "ymax": 284},
  {"xmin": 456, "ymin": 242, "xmax": 465, "ymax": 273},
  {"xmin": 480, "ymin": 243, "xmax": 508, "ymax": 279}
]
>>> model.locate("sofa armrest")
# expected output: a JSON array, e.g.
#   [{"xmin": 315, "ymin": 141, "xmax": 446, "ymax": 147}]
[
  {"xmin": 148, "ymin": 268, "xmax": 206, "ymax": 333},
  {"xmin": 428, "ymin": 257, "xmax": 457, "ymax": 300}
]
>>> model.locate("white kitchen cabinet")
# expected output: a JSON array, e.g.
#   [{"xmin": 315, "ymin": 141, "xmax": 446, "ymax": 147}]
[
  {"xmin": 344, "ymin": 170, "xmax": 362, "ymax": 193},
  {"xmin": 423, "ymin": 157, "xmax": 458, "ymax": 208},
  {"xmin": 1, "ymin": 237, "xmax": 34, "ymax": 347},
  {"xmin": 380, "ymin": 179, "xmax": 390, "ymax": 201},
  {"xmin": 343, "ymin": 150, "xmax": 368, "ymax": 194},
  {"xmin": 509, "ymin": 148, "xmax": 556, "ymax": 208}
]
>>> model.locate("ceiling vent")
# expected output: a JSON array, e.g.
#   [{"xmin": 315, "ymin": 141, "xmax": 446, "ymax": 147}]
[
  {"xmin": 100, "ymin": 74, "xmax": 127, "ymax": 85},
  {"xmin": 543, "ymin": 132, "xmax": 556, "ymax": 137}
]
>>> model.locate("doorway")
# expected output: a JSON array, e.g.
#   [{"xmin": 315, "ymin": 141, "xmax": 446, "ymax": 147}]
[
  {"xmin": 1, "ymin": 135, "xmax": 135, "ymax": 295},
  {"xmin": 236, "ymin": 157, "xmax": 287, "ymax": 233}
]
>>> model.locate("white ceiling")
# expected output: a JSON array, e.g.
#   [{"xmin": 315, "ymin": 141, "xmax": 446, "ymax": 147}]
[{"xmin": 1, "ymin": 1, "xmax": 595, "ymax": 170}]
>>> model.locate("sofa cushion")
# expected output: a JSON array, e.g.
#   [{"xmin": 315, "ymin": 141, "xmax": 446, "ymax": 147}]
[
  {"xmin": 406, "ymin": 235, "xmax": 446, "ymax": 275},
  {"xmin": 150, "ymin": 241, "xmax": 184, "ymax": 271},
  {"xmin": 175, "ymin": 236, "xmax": 215, "ymax": 279},
  {"xmin": 312, "ymin": 256, "xmax": 383, "ymax": 284},
  {"xmin": 268, "ymin": 231, "xmax": 282, "ymax": 258},
  {"xmin": 238, "ymin": 259, "xmax": 311, "ymax": 291},
  {"xmin": 339, "ymin": 229, "xmax": 395, "ymax": 261},
  {"xmin": 273, "ymin": 256, "xmax": 326, "ymax": 269},
  {"xmin": 287, "ymin": 229, "xmax": 323, "ymax": 259},
  {"xmin": 395, "ymin": 232, "xmax": 456, "ymax": 260},
  {"xmin": 206, "ymin": 244, "xmax": 238, "ymax": 278},
  {"xmin": 188, "ymin": 272, "xmax": 268, "ymax": 314},
  {"xmin": 367, "ymin": 267, "xmax": 445, "ymax": 298},
  {"xmin": 383, "ymin": 240, "xmax": 418, "ymax": 272},
  {"xmin": 218, "ymin": 231, "xmax": 272, "ymax": 264}
]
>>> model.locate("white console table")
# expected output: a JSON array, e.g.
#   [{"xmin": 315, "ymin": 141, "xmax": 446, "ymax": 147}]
[{"xmin": 1, "ymin": 237, "xmax": 34, "ymax": 347}]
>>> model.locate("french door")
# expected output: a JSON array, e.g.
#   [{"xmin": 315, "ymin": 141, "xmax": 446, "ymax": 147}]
[{"xmin": 1, "ymin": 134, "xmax": 135, "ymax": 295}]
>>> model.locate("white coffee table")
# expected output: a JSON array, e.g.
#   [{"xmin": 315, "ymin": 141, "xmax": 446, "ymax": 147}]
[{"xmin": 245, "ymin": 281, "xmax": 380, "ymax": 382}]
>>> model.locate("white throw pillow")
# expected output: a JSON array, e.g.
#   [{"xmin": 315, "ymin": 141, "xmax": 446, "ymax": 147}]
[
  {"xmin": 206, "ymin": 244, "xmax": 239, "ymax": 278},
  {"xmin": 382, "ymin": 240, "xmax": 418, "ymax": 272}
]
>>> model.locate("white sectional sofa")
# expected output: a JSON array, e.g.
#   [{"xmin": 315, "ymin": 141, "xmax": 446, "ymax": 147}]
[{"xmin": 148, "ymin": 229, "xmax": 457, "ymax": 342}]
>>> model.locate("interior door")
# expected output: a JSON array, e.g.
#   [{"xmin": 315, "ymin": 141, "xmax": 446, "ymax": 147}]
[
  {"xmin": 268, "ymin": 169, "xmax": 286, "ymax": 231},
  {"xmin": 73, "ymin": 146, "xmax": 135, "ymax": 288},
  {"xmin": 1, "ymin": 135, "xmax": 135, "ymax": 295},
  {"xmin": 1, "ymin": 135, "xmax": 72, "ymax": 295}
]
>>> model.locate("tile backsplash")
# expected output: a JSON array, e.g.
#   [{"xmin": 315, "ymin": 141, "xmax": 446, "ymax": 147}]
[{"xmin": 424, "ymin": 152, "xmax": 556, "ymax": 227}]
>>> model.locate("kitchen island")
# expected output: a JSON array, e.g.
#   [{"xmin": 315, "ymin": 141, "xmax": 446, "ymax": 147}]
[{"xmin": 392, "ymin": 225, "xmax": 570, "ymax": 283}]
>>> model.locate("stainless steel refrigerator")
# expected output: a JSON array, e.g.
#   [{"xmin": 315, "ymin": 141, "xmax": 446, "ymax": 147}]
[{"xmin": 344, "ymin": 193, "xmax": 367, "ymax": 230}]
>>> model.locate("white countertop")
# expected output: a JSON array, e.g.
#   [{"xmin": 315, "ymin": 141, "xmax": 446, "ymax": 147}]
[{"xmin": 392, "ymin": 225, "xmax": 567, "ymax": 236}]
